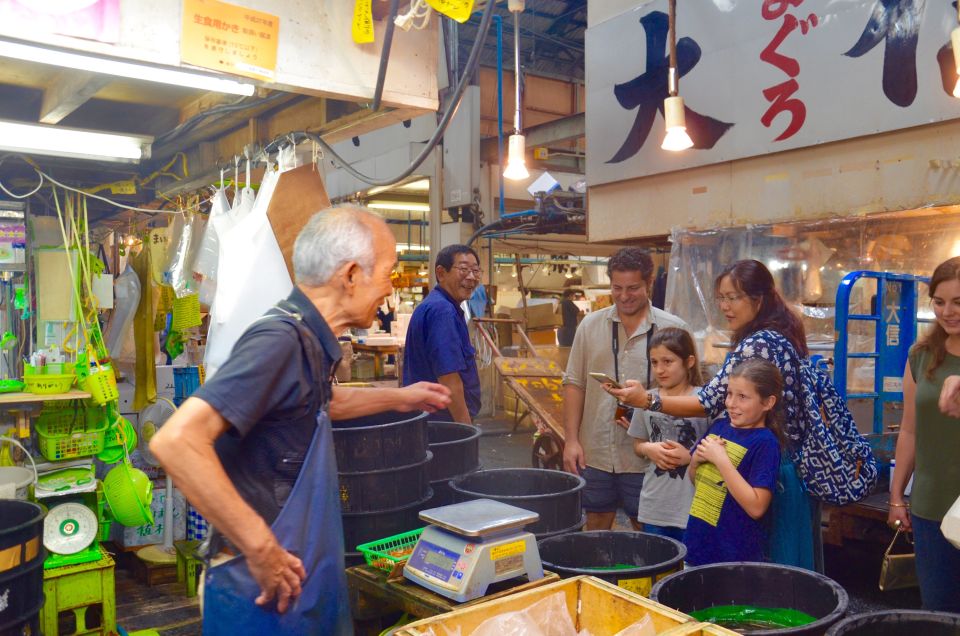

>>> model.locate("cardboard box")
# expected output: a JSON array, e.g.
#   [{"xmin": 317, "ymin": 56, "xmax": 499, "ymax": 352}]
[
  {"xmin": 397, "ymin": 576, "xmax": 701, "ymax": 635},
  {"xmin": 511, "ymin": 328, "xmax": 557, "ymax": 347},
  {"xmin": 508, "ymin": 302, "xmax": 561, "ymax": 329}
]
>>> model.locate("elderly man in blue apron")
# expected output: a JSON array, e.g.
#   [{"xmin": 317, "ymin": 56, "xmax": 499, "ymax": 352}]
[{"xmin": 150, "ymin": 206, "xmax": 451, "ymax": 635}]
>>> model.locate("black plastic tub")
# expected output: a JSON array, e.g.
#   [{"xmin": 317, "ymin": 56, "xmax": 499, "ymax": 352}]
[
  {"xmin": 535, "ymin": 513, "xmax": 587, "ymax": 541},
  {"xmin": 0, "ymin": 501, "xmax": 45, "ymax": 635},
  {"xmin": 332, "ymin": 410, "xmax": 428, "ymax": 472},
  {"xmin": 650, "ymin": 562, "xmax": 848, "ymax": 635},
  {"xmin": 449, "ymin": 468, "xmax": 585, "ymax": 536},
  {"xmin": 341, "ymin": 489, "xmax": 432, "ymax": 551},
  {"xmin": 825, "ymin": 611, "xmax": 960, "ymax": 636},
  {"xmin": 538, "ymin": 531, "xmax": 685, "ymax": 594},
  {"xmin": 338, "ymin": 452, "xmax": 432, "ymax": 513},
  {"xmin": 426, "ymin": 421, "xmax": 481, "ymax": 481}
]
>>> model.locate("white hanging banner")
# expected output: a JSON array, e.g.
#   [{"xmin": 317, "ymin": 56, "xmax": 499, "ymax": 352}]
[{"xmin": 586, "ymin": 0, "xmax": 960, "ymax": 186}]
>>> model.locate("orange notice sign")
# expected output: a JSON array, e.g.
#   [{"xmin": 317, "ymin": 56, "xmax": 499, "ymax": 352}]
[{"xmin": 181, "ymin": 0, "xmax": 279, "ymax": 82}]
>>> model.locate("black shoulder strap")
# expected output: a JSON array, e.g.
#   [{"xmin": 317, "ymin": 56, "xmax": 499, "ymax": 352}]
[
  {"xmin": 646, "ymin": 323, "xmax": 656, "ymax": 389},
  {"xmin": 612, "ymin": 320, "xmax": 620, "ymax": 383},
  {"xmin": 612, "ymin": 318, "xmax": 656, "ymax": 388}
]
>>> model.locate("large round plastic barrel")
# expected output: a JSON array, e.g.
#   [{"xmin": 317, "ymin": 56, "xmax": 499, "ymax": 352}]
[
  {"xmin": 538, "ymin": 531, "xmax": 685, "ymax": 595},
  {"xmin": 426, "ymin": 421, "xmax": 481, "ymax": 482},
  {"xmin": 651, "ymin": 562, "xmax": 848, "ymax": 635},
  {"xmin": 0, "ymin": 500, "xmax": 45, "ymax": 635},
  {"xmin": 338, "ymin": 452, "xmax": 433, "ymax": 513},
  {"xmin": 341, "ymin": 489, "xmax": 432, "ymax": 552},
  {"xmin": 332, "ymin": 410, "xmax": 428, "ymax": 472},
  {"xmin": 449, "ymin": 468, "xmax": 585, "ymax": 536},
  {"xmin": 825, "ymin": 611, "xmax": 960, "ymax": 636}
]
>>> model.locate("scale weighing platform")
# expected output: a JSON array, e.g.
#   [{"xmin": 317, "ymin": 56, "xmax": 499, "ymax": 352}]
[{"xmin": 403, "ymin": 498, "xmax": 544, "ymax": 603}]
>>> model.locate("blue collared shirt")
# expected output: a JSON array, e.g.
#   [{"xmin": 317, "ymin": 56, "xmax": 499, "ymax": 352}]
[{"xmin": 402, "ymin": 286, "xmax": 481, "ymax": 419}]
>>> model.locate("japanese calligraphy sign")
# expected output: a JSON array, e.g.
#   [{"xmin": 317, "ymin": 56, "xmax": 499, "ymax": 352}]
[
  {"xmin": 181, "ymin": 0, "xmax": 279, "ymax": 82},
  {"xmin": 586, "ymin": 0, "xmax": 960, "ymax": 185}
]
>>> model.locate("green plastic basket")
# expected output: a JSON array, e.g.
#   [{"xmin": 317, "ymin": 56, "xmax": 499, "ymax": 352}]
[
  {"xmin": 23, "ymin": 373, "xmax": 75, "ymax": 395},
  {"xmin": 34, "ymin": 406, "xmax": 109, "ymax": 461},
  {"xmin": 356, "ymin": 527, "xmax": 425, "ymax": 572}
]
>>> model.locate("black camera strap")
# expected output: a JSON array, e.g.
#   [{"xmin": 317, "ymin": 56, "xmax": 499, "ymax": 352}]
[{"xmin": 612, "ymin": 318, "xmax": 656, "ymax": 389}]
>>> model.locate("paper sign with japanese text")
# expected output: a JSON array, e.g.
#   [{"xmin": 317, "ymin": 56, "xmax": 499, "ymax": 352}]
[
  {"xmin": 352, "ymin": 0, "xmax": 374, "ymax": 44},
  {"xmin": 586, "ymin": 0, "xmax": 960, "ymax": 185},
  {"xmin": 425, "ymin": 0, "xmax": 475, "ymax": 23},
  {"xmin": 181, "ymin": 0, "xmax": 279, "ymax": 82}
]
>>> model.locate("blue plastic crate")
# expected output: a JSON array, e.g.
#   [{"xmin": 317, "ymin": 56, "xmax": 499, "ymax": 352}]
[{"xmin": 173, "ymin": 367, "xmax": 201, "ymax": 407}]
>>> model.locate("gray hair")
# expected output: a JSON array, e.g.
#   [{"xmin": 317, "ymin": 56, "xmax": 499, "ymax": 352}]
[{"xmin": 293, "ymin": 206, "xmax": 378, "ymax": 286}]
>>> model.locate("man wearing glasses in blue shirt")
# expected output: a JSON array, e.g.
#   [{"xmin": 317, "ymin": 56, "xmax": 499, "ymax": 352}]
[{"xmin": 403, "ymin": 244, "xmax": 483, "ymax": 424}]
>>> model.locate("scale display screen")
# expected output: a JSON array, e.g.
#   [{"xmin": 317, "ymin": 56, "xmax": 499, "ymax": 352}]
[{"xmin": 408, "ymin": 539, "xmax": 460, "ymax": 582}]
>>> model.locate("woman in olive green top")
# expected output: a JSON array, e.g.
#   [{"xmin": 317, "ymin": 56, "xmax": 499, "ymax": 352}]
[{"xmin": 889, "ymin": 256, "xmax": 960, "ymax": 612}]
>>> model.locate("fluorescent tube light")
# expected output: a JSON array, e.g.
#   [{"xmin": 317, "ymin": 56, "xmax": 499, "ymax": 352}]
[
  {"xmin": 368, "ymin": 201, "xmax": 431, "ymax": 212},
  {"xmin": 0, "ymin": 120, "xmax": 150, "ymax": 163},
  {"xmin": 0, "ymin": 38, "xmax": 256, "ymax": 96}
]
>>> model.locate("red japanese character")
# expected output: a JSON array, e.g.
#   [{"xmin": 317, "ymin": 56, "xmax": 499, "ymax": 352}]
[
  {"xmin": 761, "ymin": 79, "xmax": 805, "ymax": 141},
  {"xmin": 760, "ymin": 13, "xmax": 800, "ymax": 77},
  {"xmin": 762, "ymin": 0, "xmax": 804, "ymax": 21}
]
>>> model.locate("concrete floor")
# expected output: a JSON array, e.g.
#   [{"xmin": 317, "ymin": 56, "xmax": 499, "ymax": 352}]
[{"xmin": 475, "ymin": 414, "xmax": 922, "ymax": 615}]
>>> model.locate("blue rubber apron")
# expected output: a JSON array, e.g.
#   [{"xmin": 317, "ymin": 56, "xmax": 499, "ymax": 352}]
[{"xmin": 201, "ymin": 401, "xmax": 352, "ymax": 634}]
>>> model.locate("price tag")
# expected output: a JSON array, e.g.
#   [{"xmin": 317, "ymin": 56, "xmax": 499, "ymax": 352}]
[
  {"xmin": 352, "ymin": 0, "xmax": 375, "ymax": 43},
  {"xmin": 425, "ymin": 0, "xmax": 475, "ymax": 23}
]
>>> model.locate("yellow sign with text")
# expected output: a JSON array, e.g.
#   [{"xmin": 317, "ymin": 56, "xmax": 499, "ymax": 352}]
[
  {"xmin": 425, "ymin": 0, "xmax": 475, "ymax": 23},
  {"xmin": 489, "ymin": 540, "xmax": 526, "ymax": 560},
  {"xmin": 352, "ymin": 0, "xmax": 375, "ymax": 44},
  {"xmin": 181, "ymin": 0, "xmax": 279, "ymax": 81}
]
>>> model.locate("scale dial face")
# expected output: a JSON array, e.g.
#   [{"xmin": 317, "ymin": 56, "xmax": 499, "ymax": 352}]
[{"xmin": 44, "ymin": 502, "xmax": 98, "ymax": 555}]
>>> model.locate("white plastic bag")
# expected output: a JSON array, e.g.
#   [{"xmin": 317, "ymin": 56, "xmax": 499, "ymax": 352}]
[
  {"xmin": 942, "ymin": 493, "xmax": 960, "ymax": 549},
  {"xmin": 469, "ymin": 592, "xmax": 577, "ymax": 636},
  {"xmin": 165, "ymin": 213, "xmax": 200, "ymax": 298},
  {"xmin": 612, "ymin": 615, "xmax": 654, "ymax": 636},
  {"xmin": 194, "ymin": 186, "xmax": 230, "ymax": 307},
  {"xmin": 204, "ymin": 166, "xmax": 289, "ymax": 378},
  {"xmin": 103, "ymin": 264, "xmax": 141, "ymax": 358}
]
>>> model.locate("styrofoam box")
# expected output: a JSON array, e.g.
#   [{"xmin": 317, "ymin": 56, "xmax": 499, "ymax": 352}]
[{"xmin": 111, "ymin": 481, "xmax": 186, "ymax": 548}]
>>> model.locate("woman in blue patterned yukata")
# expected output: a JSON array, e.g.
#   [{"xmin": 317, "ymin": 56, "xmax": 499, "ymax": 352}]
[{"xmin": 609, "ymin": 259, "xmax": 819, "ymax": 571}]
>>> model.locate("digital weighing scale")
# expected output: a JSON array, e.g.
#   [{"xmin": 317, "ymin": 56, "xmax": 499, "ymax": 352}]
[{"xmin": 403, "ymin": 498, "xmax": 544, "ymax": 602}]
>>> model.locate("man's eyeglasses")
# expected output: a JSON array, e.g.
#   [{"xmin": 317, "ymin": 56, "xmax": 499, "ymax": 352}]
[
  {"xmin": 452, "ymin": 265, "xmax": 483, "ymax": 278},
  {"xmin": 714, "ymin": 293, "xmax": 746, "ymax": 306}
]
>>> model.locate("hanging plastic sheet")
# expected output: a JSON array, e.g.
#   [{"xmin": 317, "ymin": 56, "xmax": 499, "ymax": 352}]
[
  {"xmin": 664, "ymin": 212, "xmax": 958, "ymax": 372},
  {"xmin": 165, "ymin": 212, "xmax": 201, "ymax": 298},
  {"xmin": 193, "ymin": 186, "xmax": 229, "ymax": 307},
  {"xmin": 204, "ymin": 165, "xmax": 289, "ymax": 378},
  {"xmin": 103, "ymin": 264, "xmax": 141, "ymax": 358}
]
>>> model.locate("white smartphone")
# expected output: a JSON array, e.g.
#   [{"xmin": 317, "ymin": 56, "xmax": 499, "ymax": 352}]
[{"xmin": 589, "ymin": 372, "xmax": 622, "ymax": 389}]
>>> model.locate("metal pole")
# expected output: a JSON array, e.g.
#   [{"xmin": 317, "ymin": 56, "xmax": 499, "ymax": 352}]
[
  {"xmin": 513, "ymin": 10, "xmax": 522, "ymax": 134},
  {"xmin": 496, "ymin": 15, "xmax": 505, "ymax": 218}
]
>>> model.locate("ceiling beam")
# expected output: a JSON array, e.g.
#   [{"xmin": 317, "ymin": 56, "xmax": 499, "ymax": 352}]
[
  {"xmin": 39, "ymin": 71, "xmax": 111, "ymax": 124},
  {"xmin": 149, "ymin": 93, "xmax": 303, "ymax": 163},
  {"xmin": 480, "ymin": 112, "xmax": 584, "ymax": 162}
]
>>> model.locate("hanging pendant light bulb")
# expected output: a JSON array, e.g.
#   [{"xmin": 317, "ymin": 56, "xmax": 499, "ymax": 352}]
[
  {"xmin": 661, "ymin": 0, "xmax": 693, "ymax": 152},
  {"xmin": 504, "ymin": 134, "xmax": 529, "ymax": 180},
  {"xmin": 504, "ymin": 0, "xmax": 529, "ymax": 180}
]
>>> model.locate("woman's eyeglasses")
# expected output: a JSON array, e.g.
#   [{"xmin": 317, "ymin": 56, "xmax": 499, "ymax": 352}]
[{"xmin": 714, "ymin": 293, "xmax": 746, "ymax": 306}]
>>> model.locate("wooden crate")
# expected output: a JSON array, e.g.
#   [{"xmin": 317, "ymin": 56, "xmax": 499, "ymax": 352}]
[
  {"xmin": 658, "ymin": 622, "xmax": 740, "ymax": 636},
  {"xmin": 396, "ymin": 575, "xmax": 694, "ymax": 635}
]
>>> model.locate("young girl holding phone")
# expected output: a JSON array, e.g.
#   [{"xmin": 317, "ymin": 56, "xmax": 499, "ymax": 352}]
[
  {"xmin": 625, "ymin": 328, "xmax": 709, "ymax": 541},
  {"xmin": 684, "ymin": 359, "xmax": 783, "ymax": 565}
]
